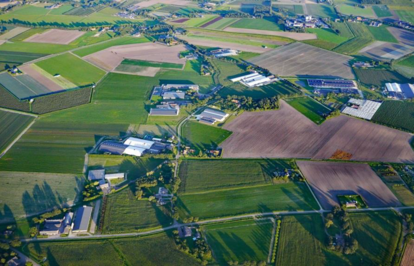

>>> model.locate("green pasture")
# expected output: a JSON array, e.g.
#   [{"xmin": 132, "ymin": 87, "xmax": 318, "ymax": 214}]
[
  {"xmin": 183, "ymin": 15, "xmax": 218, "ymax": 27},
  {"xmin": 334, "ymin": 37, "xmax": 373, "ymax": 54},
  {"xmin": 35, "ymin": 53, "xmax": 105, "ymax": 86},
  {"xmin": 395, "ymin": 55, "xmax": 414, "ymax": 78},
  {"xmin": 306, "ymin": 4, "xmax": 338, "ymax": 19},
  {"xmin": 273, "ymin": 4, "xmax": 304, "ymax": 15},
  {"xmin": 102, "ymin": 188, "xmax": 173, "ymax": 234},
  {"xmin": 396, "ymin": 10, "xmax": 414, "ymax": 24},
  {"xmin": 178, "ymin": 159, "xmax": 292, "ymax": 193},
  {"xmin": 230, "ymin": 17, "xmax": 284, "ymax": 31},
  {"xmin": 0, "ymin": 110, "xmax": 34, "ymax": 152},
  {"xmin": 285, "ymin": 97, "xmax": 332, "ymax": 124},
  {"xmin": 331, "ymin": 22, "xmax": 355, "ymax": 39},
  {"xmin": 205, "ymin": 219, "xmax": 273, "ymax": 264},
  {"xmin": 205, "ymin": 18, "xmax": 239, "ymax": 30},
  {"xmin": 306, "ymin": 28, "xmax": 349, "ymax": 44},
  {"xmin": 0, "ymin": 171, "xmax": 83, "ymax": 224},
  {"xmin": 338, "ymin": 4, "xmax": 375, "ymax": 17},
  {"xmin": 121, "ymin": 59, "xmax": 183, "ymax": 69},
  {"xmin": 373, "ymin": 5, "xmax": 393, "ymax": 17},
  {"xmin": 368, "ymin": 25, "xmax": 398, "ymax": 43},
  {"xmin": 177, "ymin": 182, "xmax": 318, "ymax": 219},
  {"xmin": 372, "ymin": 101, "xmax": 414, "ymax": 132}
]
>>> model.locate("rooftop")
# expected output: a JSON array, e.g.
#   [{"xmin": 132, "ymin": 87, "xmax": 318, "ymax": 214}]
[{"xmin": 72, "ymin": 206, "xmax": 93, "ymax": 232}]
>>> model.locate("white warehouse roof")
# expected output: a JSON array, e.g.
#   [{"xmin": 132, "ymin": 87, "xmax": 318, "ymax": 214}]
[
  {"xmin": 123, "ymin": 146, "xmax": 147, "ymax": 156},
  {"xmin": 342, "ymin": 99, "xmax": 382, "ymax": 120},
  {"xmin": 124, "ymin": 137, "xmax": 154, "ymax": 149},
  {"xmin": 385, "ymin": 83, "xmax": 402, "ymax": 93}
]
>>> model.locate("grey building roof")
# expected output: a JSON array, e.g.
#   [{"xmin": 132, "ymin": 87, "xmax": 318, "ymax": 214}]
[
  {"xmin": 72, "ymin": 206, "xmax": 93, "ymax": 232},
  {"xmin": 88, "ymin": 169, "xmax": 105, "ymax": 181},
  {"xmin": 150, "ymin": 108, "xmax": 179, "ymax": 116},
  {"xmin": 98, "ymin": 141, "xmax": 128, "ymax": 155},
  {"xmin": 401, "ymin": 84, "xmax": 414, "ymax": 98}
]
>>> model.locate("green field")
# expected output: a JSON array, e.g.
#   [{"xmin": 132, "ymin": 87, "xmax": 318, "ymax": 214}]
[
  {"xmin": 0, "ymin": 171, "xmax": 83, "ymax": 223},
  {"xmin": 338, "ymin": 4, "xmax": 375, "ymax": 17},
  {"xmin": 333, "ymin": 22, "xmax": 374, "ymax": 54},
  {"xmin": 205, "ymin": 219, "xmax": 273, "ymax": 264},
  {"xmin": 306, "ymin": 28, "xmax": 349, "ymax": 44},
  {"xmin": 183, "ymin": 15, "xmax": 218, "ymax": 27},
  {"xmin": 121, "ymin": 59, "xmax": 183, "ymax": 69},
  {"xmin": 0, "ymin": 50, "xmax": 46, "ymax": 70},
  {"xmin": 178, "ymin": 159, "xmax": 292, "ymax": 193},
  {"xmin": 372, "ymin": 101, "xmax": 414, "ymax": 132},
  {"xmin": 230, "ymin": 17, "xmax": 284, "ymax": 31},
  {"xmin": 367, "ymin": 25, "xmax": 398, "ymax": 43},
  {"xmin": 306, "ymin": 4, "xmax": 338, "ymax": 19},
  {"xmin": 102, "ymin": 188, "xmax": 173, "ymax": 233},
  {"xmin": 373, "ymin": 5, "xmax": 393, "ymax": 17},
  {"xmin": 0, "ymin": 110, "xmax": 34, "ymax": 153},
  {"xmin": 181, "ymin": 121, "xmax": 232, "ymax": 152},
  {"xmin": 204, "ymin": 18, "xmax": 239, "ymax": 30},
  {"xmin": 395, "ymin": 55, "xmax": 414, "ymax": 78},
  {"xmin": 354, "ymin": 68, "xmax": 411, "ymax": 87},
  {"xmin": 396, "ymin": 10, "xmax": 414, "ymax": 24},
  {"xmin": 177, "ymin": 182, "xmax": 318, "ymax": 219},
  {"xmin": 273, "ymin": 4, "xmax": 304, "ymax": 15},
  {"xmin": 331, "ymin": 22, "xmax": 355, "ymax": 39},
  {"xmin": 285, "ymin": 97, "xmax": 332, "ymax": 124}
]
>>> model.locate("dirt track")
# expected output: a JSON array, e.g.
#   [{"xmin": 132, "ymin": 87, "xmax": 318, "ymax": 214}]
[
  {"xmin": 223, "ymin": 27, "xmax": 317, "ymax": 41},
  {"xmin": 25, "ymin": 29, "xmax": 85, "ymax": 44},
  {"xmin": 297, "ymin": 161, "xmax": 401, "ymax": 209},
  {"xmin": 221, "ymin": 100, "xmax": 414, "ymax": 163}
]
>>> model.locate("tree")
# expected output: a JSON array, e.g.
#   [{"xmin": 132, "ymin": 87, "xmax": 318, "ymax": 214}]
[
  {"xmin": 0, "ymin": 243, "xmax": 9, "ymax": 250},
  {"xmin": 325, "ymin": 219, "xmax": 334, "ymax": 228},
  {"xmin": 10, "ymin": 239, "xmax": 21, "ymax": 248},
  {"xmin": 29, "ymin": 227, "xmax": 38, "ymax": 238}
]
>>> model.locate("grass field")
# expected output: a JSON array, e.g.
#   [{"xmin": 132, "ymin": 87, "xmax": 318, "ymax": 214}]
[
  {"xmin": 121, "ymin": 59, "xmax": 183, "ymax": 69},
  {"xmin": 372, "ymin": 101, "xmax": 414, "ymax": 132},
  {"xmin": 0, "ymin": 171, "xmax": 83, "ymax": 223},
  {"xmin": 273, "ymin": 4, "xmax": 304, "ymax": 15},
  {"xmin": 306, "ymin": 4, "xmax": 338, "ymax": 19},
  {"xmin": 204, "ymin": 18, "xmax": 239, "ymax": 30},
  {"xmin": 102, "ymin": 187, "xmax": 173, "ymax": 233},
  {"xmin": 35, "ymin": 53, "xmax": 105, "ymax": 86},
  {"xmin": 338, "ymin": 4, "xmax": 375, "ymax": 17},
  {"xmin": 178, "ymin": 159, "xmax": 292, "ymax": 193},
  {"xmin": 367, "ymin": 25, "xmax": 398, "ymax": 43},
  {"xmin": 177, "ymin": 182, "xmax": 318, "ymax": 219},
  {"xmin": 183, "ymin": 15, "xmax": 218, "ymax": 27},
  {"xmin": 373, "ymin": 5, "xmax": 393, "ymax": 17},
  {"xmin": 285, "ymin": 97, "xmax": 332, "ymax": 124},
  {"xmin": 181, "ymin": 121, "xmax": 232, "ymax": 152},
  {"xmin": 0, "ymin": 50, "xmax": 46, "ymax": 70},
  {"xmin": 333, "ymin": 22, "xmax": 374, "ymax": 55},
  {"xmin": 354, "ymin": 68, "xmax": 411, "ymax": 87},
  {"xmin": 205, "ymin": 219, "xmax": 273, "ymax": 264},
  {"xmin": 396, "ymin": 10, "xmax": 414, "ymax": 24},
  {"xmin": 306, "ymin": 28, "xmax": 349, "ymax": 44},
  {"xmin": 229, "ymin": 17, "xmax": 284, "ymax": 31},
  {"xmin": 331, "ymin": 22, "xmax": 354, "ymax": 39},
  {"xmin": 0, "ymin": 110, "xmax": 34, "ymax": 153},
  {"xmin": 395, "ymin": 55, "xmax": 414, "ymax": 78}
]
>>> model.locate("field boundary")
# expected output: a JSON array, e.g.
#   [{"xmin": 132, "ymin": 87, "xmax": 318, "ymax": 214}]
[{"xmin": 0, "ymin": 117, "xmax": 36, "ymax": 158}]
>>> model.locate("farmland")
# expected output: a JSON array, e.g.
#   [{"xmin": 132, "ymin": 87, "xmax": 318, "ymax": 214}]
[
  {"xmin": 396, "ymin": 10, "xmax": 414, "ymax": 24},
  {"xmin": 229, "ymin": 18, "xmax": 284, "ymax": 31},
  {"xmin": 354, "ymin": 68, "xmax": 411, "ymax": 87},
  {"xmin": 203, "ymin": 18, "xmax": 239, "ymax": 30},
  {"xmin": 181, "ymin": 121, "xmax": 232, "ymax": 152},
  {"xmin": 372, "ymin": 101, "xmax": 414, "ymax": 132},
  {"xmin": 395, "ymin": 54, "xmax": 414, "ymax": 78},
  {"xmin": 204, "ymin": 219, "xmax": 273, "ymax": 264},
  {"xmin": 285, "ymin": 97, "xmax": 332, "ymax": 124},
  {"xmin": 367, "ymin": 26, "xmax": 398, "ymax": 43},
  {"xmin": 0, "ymin": 171, "xmax": 83, "ymax": 223},
  {"xmin": 359, "ymin": 41, "xmax": 414, "ymax": 61},
  {"xmin": 25, "ymin": 29, "xmax": 85, "ymax": 44},
  {"xmin": 306, "ymin": 4, "xmax": 338, "ymax": 19},
  {"xmin": 223, "ymin": 27, "xmax": 316, "ymax": 41},
  {"xmin": 338, "ymin": 4, "xmax": 375, "ymax": 17},
  {"xmin": 177, "ymin": 182, "xmax": 318, "ymax": 219},
  {"xmin": 35, "ymin": 53, "xmax": 106, "ymax": 86},
  {"xmin": 373, "ymin": 5, "xmax": 393, "ymax": 17},
  {"xmin": 388, "ymin": 27, "xmax": 414, "ymax": 46},
  {"xmin": 0, "ymin": 110, "xmax": 34, "ymax": 153},
  {"xmin": 402, "ymin": 240, "xmax": 414, "ymax": 266},
  {"xmin": 178, "ymin": 159, "xmax": 292, "ymax": 193},
  {"xmin": 120, "ymin": 59, "xmax": 183, "ymax": 69},
  {"xmin": 102, "ymin": 187, "xmax": 173, "ymax": 234},
  {"xmin": 222, "ymin": 100, "xmax": 414, "ymax": 163},
  {"xmin": 297, "ymin": 161, "xmax": 401, "ymax": 209}
]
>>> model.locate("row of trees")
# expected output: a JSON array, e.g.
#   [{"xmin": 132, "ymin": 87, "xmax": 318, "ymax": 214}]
[{"xmin": 214, "ymin": 94, "xmax": 280, "ymax": 111}]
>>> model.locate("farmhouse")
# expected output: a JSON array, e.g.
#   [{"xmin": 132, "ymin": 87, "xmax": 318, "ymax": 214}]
[
  {"xmin": 72, "ymin": 206, "xmax": 93, "ymax": 233},
  {"xmin": 230, "ymin": 72, "xmax": 276, "ymax": 87},
  {"xmin": 155, "ymin": 187, "xmax": 173, "ymax": 205},
  {"xmin": 179, "ymin": 226, "xmax": 192, "ymax": 238},
  {"xmin": 385, "ymin": 83, "xmax": 414, "ymax": 99},
  {"xmin": 150, "ymin": 104, "xmax": 180, "ymax": 116},
  {"xmin": 39, "ymin": 219, "xmax": 62, "ymax": 236},
  {"xmin": 197, "ymin": 108, "xmax": 229, "ymax": 125},
  {"xmin": 342, "ymin": 98, "xmax": 382, "ymax": 120}
]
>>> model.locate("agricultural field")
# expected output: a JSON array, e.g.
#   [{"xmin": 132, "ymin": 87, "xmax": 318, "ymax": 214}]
[
  {"xmin": 35, "ymin": 53, "xmax": 106, "ymax": 86},
  {"xmin": 395, "ymin": 10, "xmax": 414, "ymax": 24},
  {"xmin": 249, "ymin": 42, "xmax": 354, "ymax": 79},
  {"xmin": 178, "ymin": 159, "xmax": 292, "ymax": 193},
  {"xmin": 285, "ymin": 97, "xmax": 332, "ymax": 124},
  {"xmin": 367, "ymin": 25, "xmax": 398, "ymax": 43},
  {"xmin": 229, "ymin": 17, "xmax": 284, "ymax": 31},
  {"xmin": 373, "ymin": 5, "xmax": 393, "ymax": 17},
  {"xmin": 359, "ymin": 41, "xmax": 414, "ymax": 61},
  {"xmin": 402, "ymin": 239, "xmax": 414, "ymax": 266},
  {"xmin": 372, "ymin": 101, "xmax": 414, "ymax": 132},
  {"xmin": 120, "ymin": 59, "xmax": 183, "ymax": 69},
  {"xmin": 0, "ymin": 171, "xmax": 83, "ymax": 223},
  {"xmin": 223, "ymin": 27, "xmax": 316, "ymax": 41},
  {"xmin": 0, "ymin": 27, "xmax": 29, "ymax": 40},
  {"xmin": 388, "ymin": 27, "xmax": 414, "ymax": 46},
  {"xmin": 204, "ymin": 219, "xmax": 273, "ymax": 264},
  {"xmin": 273, "ymin": 4, "xmax": 304, "ymax": 15},
  {"xmin": 0, "ymin": 110, "xmax": 34, "ymax": 153},
  {"xmin": 181, "ymin": 121, "xmax": 232, "ymax": 152},
  {"xmin": 354, "ymin": 68, "xmax": 411, "ymax": 87},
  {"xmin": 183, "ymin": 15, "xmax": 218, "ymax": 27},
  {"xmin": 305, "ymin": 28, "xmax": 349, "ymax": 45},
  {"xmin": 102, "ymin": 187, "xmax": 173, "ymax": 234},
  {"xmin": 331, "ymin": 22, "xmax": 354, "ymax": 39},
  {"xmin": 394, "ymin": 54, "xmax": 414, "ymax": 78},
  {"xmin": 297, "ymin": 161, "xmax": 401, "ymax": 209},
  {"xmin": 338, "ymin": 4, "xmax": 375, "ymax": 17},
  {"xmin": 203, "ymin": 18, "xmax": 239, "ymax": 30},
  {"xmin": 221, "ymin": 100, "xmax": 414, "ymax": 163},
  {"xmin": 0, "ymin": 50, "xmax": 45, "ymax": 70},
  {"xmin": 25, "ymin": 29, "xmax": 85, "ymax": 44},
  {"xmin": 177, "ymin": 182, "xmax": 318, "ymax": 219},
  {"xmin": 306, "ymin": 4, "xmax": 338, "ymax": 19}
]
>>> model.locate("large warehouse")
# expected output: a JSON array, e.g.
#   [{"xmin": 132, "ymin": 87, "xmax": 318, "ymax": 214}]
[{"xmin": 98, "ymin": 137, "xmax": 168, "ymax": 157}]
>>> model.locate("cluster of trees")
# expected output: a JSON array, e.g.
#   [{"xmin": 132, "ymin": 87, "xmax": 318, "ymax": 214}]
[
  {"xmin": 82, "ymin": 181, "xmax": 103, "ymax": 201},
  {"xmin": 252, "ymin": 5, "xmax": 272, "ymax": 18},
  {"xmin": 228, "ymin": 261, "xmax": 267, "ymax": 266},
  {"xmin": 270, "ymin": 219, "xmax": 282, "ymax": 263},
  {"xmin": 404, "ymin": 213, "xmax": 414, "ymax": 232},
  {"xmin": 0, "ymin": 242, "xmax": 18, "ymax": 265},
  {"xmin": 214, "ymin": 94, "xmax": 280, "ymax": 111},
  {"xmin": 32, "ymin": 208, "xmax": 66, "ymax": 224},
  {"xmin": 172, "ymin": 230, "xmax": 212, "ymax": 265},
  {"xmin": 326, "ymin": 206, "xmax": 359, "ymax": 255}
]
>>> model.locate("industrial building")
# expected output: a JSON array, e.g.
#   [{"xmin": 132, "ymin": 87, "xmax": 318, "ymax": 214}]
[
  {"xmin": 98, "ymin": 137, "xmax": 169, "ymax": 157},
  {"xmin": 151, "ymin": 84, "xmax": 199, "ymax": 101},
  {"xmin": 72, "ymin": 206, "xmax": 93, "ymax": 233},
  {"xmin": 308, "ymin": 79, "xmax": 357, "ymax": 89},
  {"xmin": 230, "ymin": 72, "xmax": 275, "ymax": 87},
  {"xmin": 163, "ymin": 91, "xmax": 185, "ymax": 100},
  {"xmin": 197, "ymin": 108, "xmax": 229, "ymax": 125},
  {"xmin": 385, "ymin": 83, "xmax": 414, "ymax": 99},
  {"xmin": 342, "ymin": 98, "xmax": 382, "ymax": 120},
  {"xmin": 149, "ymin": 104, "xmax": 180, "ymax": 116},
  {"xmin": 211, "ymin": 48, "xmax": 239, "ymax": 58}
]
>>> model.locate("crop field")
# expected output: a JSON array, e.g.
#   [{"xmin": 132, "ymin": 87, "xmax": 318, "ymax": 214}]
[
  {"xmin": 306, "ymin": 4, "xmax": 338, "ymax": 19},
  {"xmin": 331, "ymin": 22, "xmax": 354, "ymax": 39},
  {"xmin": 297, "ymin": 161, "xmax": 401, "ymax": 209},
  {"xmin": 273, "ymin": 4, "xmax": 304, "ymax": 15},
  {"xmin": 249, "ymin": 42, "xmax": 354, "ymax": 79},
  {"xmin": 333, "ymin": 37, "xmax": 374, "ymax": 55},
  {"xmin": 395, "ymin": 55, "xmax": 414, "ymax": 78},
  {"xmin": 183, "ymin": 15, "xmax": 218, "ymax": 27},
  {"xmin": 388, "ymin": 27, "xmax": 414, "ymax": 46},
  {"xmin": 367, "ymin": 26, "xmax": 398, "ymax": 43},
  {"xmin": 221, "ymin": 100, "xmax": 414, "ymax": 163},
  {"xmin": 229, "ymin": 18, "xmax": 284, "ymax": 31},
  {"xmin": 338, "ymin": 4, "xmax": 375, "ymax": 17},
  {"xmin": 200, "ymin": 16, "xmax": 223, "ymax": 28},
  {"xmin": 0, "ymin": 110, "xmax": 34, "ymax": 153},
  {"xmin": 373, "ymin": 5, "xmax": 393, "ymax": 17},
  {"xmin": 203, "ymin": 17, "xmax": 239, "ymax": 30},
  {"xmin": 285, "ymin": 97, "xmax": 332, "ymax": 124},
  {"xmin": 20, "ymin": 64, "xmax": 74, "ymax": 91},
  {"xmin": 359, "ymin": 41, "xmax": 414, "ymax": 61},
  {"xmin": 84, "ymin": 43, "xmax": 186, "ymax": 71},
  {"xmin": 185, "ymin": 33, "xmax": 279, "ymax": 49},
  {"xmin": 396, "ymin": 10, "xmax": 414, "ymax": 24},
  {"xmin": 372, "ymin": 101, "xmax": 414, "ymax": 132},
  {"xmin": 223, "ymin": 27, "xmax": 316, "ymax": 41},
  {"xmin": 25, "ymin": 29, "xmax": 85, "ymax": 44},
  {"xmin": 402, "ymin": 239, "xmax": 414, "ymax": 266},
  {"xmin": 0, "ymin": 50, "xmax": 46, "ymax": 68},
  {"xmin": 205, "ymin": 219, "xmax": 273, "ymax": 264},
  {"xmin": 102, "ymin": 188, "xmax": 173, "ymax": 233},
  {"xmin": 120, "ymin": 59, "xmax": 183, "ymax": 69},
  {"xmin": 35, "ymin": 53, "xmax": 105, "ymax": 86},
  {"xmin": 181, "ymin": 121, "xmax": 232, "ymax": 152},
  {"xmin": 178, "ymin": 159, "xmax": 292, "ymax": 193},
  {"xmin": 305, "ymin": 28, "xmax": 349, "ymax": 45},
  {"xmin": 0, "ymin": 72, "xmax": 53, "ymax": 100},
  {"xmin": 177, "ymin": 182, "xmax": 318, "ymax": 219},
  {"xmin": 0, "ymin": 171, "xmax": 83, "ymax": 223},
  {"xmin": 63, "ymin": 7, "xmax": 95, "ymax": 16},
  {"xmin": 0, "ymin": 27, "xmax": 29, "ymax": 40},
  {"xmin": 354, "ymin": 68, "xmax": 410, "ymax": 87}
]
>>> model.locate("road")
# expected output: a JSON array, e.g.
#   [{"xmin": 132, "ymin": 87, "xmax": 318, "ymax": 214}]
[{"xmin": 10, "ymin": 247, "xmax": 40, "ymax": 266}]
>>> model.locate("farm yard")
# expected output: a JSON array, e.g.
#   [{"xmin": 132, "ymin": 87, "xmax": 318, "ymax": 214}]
[
  {"xmin": 24, "ymin": 29, "xmax": 85, "ymax": 44},
  {"xmin": 297, "ymin": 161, "xmax": 401, "ymax": 209},
  {"xmin": 221, "ymin": 100, "xmax": 414, "ymax": 163},
  {"xmin": 0, "ymin": 110, "xmax": 34, "ymax": 153},
  {"xmin": 248, "ymin": 42, "xmax": 354, "ymax": 79}
]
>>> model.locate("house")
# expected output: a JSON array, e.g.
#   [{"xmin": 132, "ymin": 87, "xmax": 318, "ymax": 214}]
[
  {"xmin": 39, "ymin": 219, "xmax": 63, "ymax": 236},
  {"xmin": 197, "ymin": 108, "xmax": 229, "ymax": 124},
  {"xmin": 88, "ymin": 169, "xmax": 105, "ymax": 181},
  {"xmin": 179, "ymin": 226, "xmax": 192, "ymax": 238},
  {"xmin": 150, "ymin": 104, "xmax": 180, "ymax": 116},
  {"xmin": 98, "ymin": 181, "xmax": 111, "ymax": 195},
  {"xmin": 345, "ymin": 201, "xmax": 357, "ymax": 208},
  {"xmin": 370, "ymin": 21, "xmax": 382, "ymax": 27},
  {"xmin": 155, "ymin": 187, "xmax": 173, "ymax": 205},
  {"xmin": 7, "ymin": 257, "xmax": 19, "ymax": 266},
  {"xmin": 72, "ymin": 206, "xmax": 93, "ymax": 233}
]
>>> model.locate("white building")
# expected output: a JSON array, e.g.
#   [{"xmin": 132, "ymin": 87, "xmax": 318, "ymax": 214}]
[
  {"xmin": 124, "ymin": 137, "xmax": 154, "ymax": 149},
  {"xmin": 123, "ymin": 146, "xmax": 147, "ymax": 156},
  {"xmin": 342, "ymin": 98, "xmax": 382, "ymax": 120},
  {"xmin": 197, "ymin": 108, "xmax": 229, "ymax": 125},
  {"xmin": 230, "ymin": 72, "xmax": 274, "ymax": 87}
]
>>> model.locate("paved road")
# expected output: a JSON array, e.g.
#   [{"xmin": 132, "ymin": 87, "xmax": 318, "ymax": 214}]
[{"xmin": 10, "ymin": 247, "xmax": 40, "ymax": 266}]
